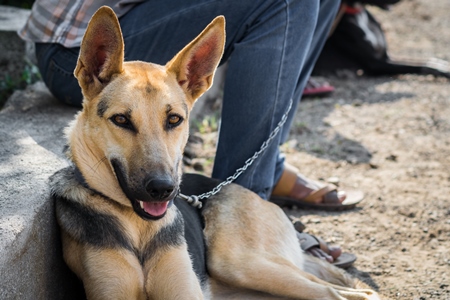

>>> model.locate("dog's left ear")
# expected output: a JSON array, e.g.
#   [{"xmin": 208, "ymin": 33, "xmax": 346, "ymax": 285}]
[
  {"xmin": 166, "ymin": 16, "xmax": 225, "ymax": 104},
  {"xmin": 74, "ymin": 6, "xmax": 124, "ymax": 101}
]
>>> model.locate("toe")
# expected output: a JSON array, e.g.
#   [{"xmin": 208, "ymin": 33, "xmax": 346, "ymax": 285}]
[
  {"xmin": 323, "ymin": 190, "xmax": 346, "ymax": 204},
  {"xmin": 308, "ymin": 248, "xmax": 334, "ymax": 263},
  {"xmin": 337, "ymin": 191, "xmax": 346, "ymax": 203},
  {"xmin": 328, "ymin": 246, "xmax": 342, "ymax": 260}
]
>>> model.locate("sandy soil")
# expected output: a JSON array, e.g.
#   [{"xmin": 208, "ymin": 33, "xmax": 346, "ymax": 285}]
[{"xmin": 186, "ymin": 1, "xmax": 450, "ymax": 299}]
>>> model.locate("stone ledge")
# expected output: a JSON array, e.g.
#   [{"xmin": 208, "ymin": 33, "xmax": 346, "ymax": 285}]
[
  {"xmin": 0, "ymin": 5, "xmax": 30, "ymax": 32},
  {"xmin": 0, "ymin": 83, "xmax": 83, "ymax": 299}
]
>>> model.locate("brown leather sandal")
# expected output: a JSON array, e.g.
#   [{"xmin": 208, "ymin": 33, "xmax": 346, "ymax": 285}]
[{"xmin": 270, "ymin": 164, "xmax": 364, "ymax": 211}]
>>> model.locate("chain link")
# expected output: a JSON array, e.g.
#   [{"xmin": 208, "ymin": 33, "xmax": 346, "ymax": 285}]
[{"xmin": 179, "ymin": 99, "xmax": 293, "ymax": 209}]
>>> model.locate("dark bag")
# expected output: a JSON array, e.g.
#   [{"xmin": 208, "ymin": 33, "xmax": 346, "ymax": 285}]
[{"xmin": 313, "ymin": 3, "xmax": 450, "ymax": 78}]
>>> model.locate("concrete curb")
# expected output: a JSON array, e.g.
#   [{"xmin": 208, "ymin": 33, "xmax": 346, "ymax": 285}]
[{"xmin": 0, "ymin": 83, "xmax": 83, "ymax": 299}]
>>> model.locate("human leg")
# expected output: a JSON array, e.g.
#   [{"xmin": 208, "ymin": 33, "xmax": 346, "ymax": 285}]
[
  {"xmin": 275, "ymin": 0, "xmax": 341, "ymax": 181},
  {"xmin": 212, "ymin": 0, "xmax": 323, "ymax": 199},
  {"xmin": 35, "ymin": 43, "xmax": 82, "ymax": 106},
  {"xmin": 269, "ymin": 0, "xmax": 366, "ymax": 210}
]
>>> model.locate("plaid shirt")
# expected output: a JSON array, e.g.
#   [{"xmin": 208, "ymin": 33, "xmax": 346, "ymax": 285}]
[{"xmin": 19, "ymin": 0, "xmax": 143, "ymax": 48}]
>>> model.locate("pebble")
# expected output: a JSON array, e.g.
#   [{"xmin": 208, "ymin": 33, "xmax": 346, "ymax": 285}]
[{"xmin": 326, "ymin": 176, "xmax": 340, "ymax": 184}]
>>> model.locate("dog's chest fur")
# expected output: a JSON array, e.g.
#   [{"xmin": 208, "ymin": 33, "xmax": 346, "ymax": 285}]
[
  {"xmin": 51, "ymin": 168, "xmax": 182, "ymax": 260},
  {"xmin": 51, "ymin": 167, "xmax": 212, "ymax": 285}
]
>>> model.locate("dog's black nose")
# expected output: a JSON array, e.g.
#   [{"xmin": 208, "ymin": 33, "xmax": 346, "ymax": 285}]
[{"xmin": 146, "ymin": 179, "xmax": 175, "ymax": 200}]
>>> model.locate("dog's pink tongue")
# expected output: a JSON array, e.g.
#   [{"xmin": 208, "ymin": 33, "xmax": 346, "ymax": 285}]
[{"xmin": 143, "ymin": 201, "xmax": 169, "ymax": 217}]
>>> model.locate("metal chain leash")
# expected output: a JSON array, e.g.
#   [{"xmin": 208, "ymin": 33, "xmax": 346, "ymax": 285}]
[{"xmin": 178, "ymin": 99, "xmax": 293, "ymax": 209}]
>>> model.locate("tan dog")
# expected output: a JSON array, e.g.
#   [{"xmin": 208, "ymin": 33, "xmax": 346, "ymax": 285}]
[{"xmin": 50, "ymin": 6, "xmax": 381, "ymax": 300}]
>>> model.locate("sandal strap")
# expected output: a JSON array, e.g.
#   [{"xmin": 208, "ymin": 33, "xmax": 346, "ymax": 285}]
[
  {"xmin": 303, "ymin": 184, "xmax": 337, "ymax": 204},
  {"xmin": 297, "ymin": 232, "xmax": 332, "ymax": 253},
  {"xmin": 297, "ymin": 232, "xmax": 321, "ymax": 251}
]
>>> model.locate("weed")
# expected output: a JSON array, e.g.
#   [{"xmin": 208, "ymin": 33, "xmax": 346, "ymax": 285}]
[
  {"xmin": 310, "ymin": 144, "xmax": 325, "ymax": 154},
  {"xmin": 193, "ymin": 113, "xmax": 220, "ymax": 134},
  {"xmin": 0, "ymin": 62, "xmax": 41, "ymax": 109},
  {"xmin": 294, "ymin": 121, "xmax": 310, "ymax": 134}
]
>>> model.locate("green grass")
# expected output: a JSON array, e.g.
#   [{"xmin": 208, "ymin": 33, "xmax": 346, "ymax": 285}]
[
  {"xmin": 0, "ymin": 63, "xmax": 41, "ymax": 108},
  {"xmin": 0, "ymin": 1, "xmax": 39, "ymax": 108},
  {"xmin": 193, "ymin": 113, "xmax": 220, "ymax": 134}
]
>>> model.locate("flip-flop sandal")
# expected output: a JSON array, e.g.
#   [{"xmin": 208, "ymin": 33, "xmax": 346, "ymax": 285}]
[
  {"xmin": 297, "ymin": 232, "xmax": 356, "ymax": 269},
  {"xmin": 270, "ymin": 164, "xmax": 364, "ymax": 211},
  {"xmin": 302, "ymin": 78, "xmax": 335, "ymax": 97}
]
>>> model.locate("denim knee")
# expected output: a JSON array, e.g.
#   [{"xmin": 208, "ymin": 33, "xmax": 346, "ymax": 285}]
[{"xmin": 35, "ymin": 43, "xmax": 83, "ymax": 107}]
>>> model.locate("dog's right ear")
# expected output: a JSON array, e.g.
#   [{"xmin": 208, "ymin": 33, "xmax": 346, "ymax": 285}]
[{"xmin": 74, "ymin": 6, "xmax": 124, "ymax": 101}]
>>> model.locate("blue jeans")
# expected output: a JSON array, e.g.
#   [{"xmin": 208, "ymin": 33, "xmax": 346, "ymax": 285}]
[{"xmin": 36, "ymin": 0, "xmax": 339, "ymax": 199}]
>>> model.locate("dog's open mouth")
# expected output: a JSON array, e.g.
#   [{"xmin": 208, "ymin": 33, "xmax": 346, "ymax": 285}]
[
  {"xmin": 131, "ymin": 198, "xmax": 173, "ymax": 220},
  {"xmin": 139, "ymin": 200, "xmax": 170, "ymax": 217}
]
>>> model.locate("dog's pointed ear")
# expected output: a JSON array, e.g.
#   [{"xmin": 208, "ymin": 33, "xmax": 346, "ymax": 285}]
[
  {"xmin": 74, "ymin": 6, "xmax": 124, "ymax": 101},
  {"xmin": 166, "ymin": 16, "xmax": 225, "ymax": 104}
]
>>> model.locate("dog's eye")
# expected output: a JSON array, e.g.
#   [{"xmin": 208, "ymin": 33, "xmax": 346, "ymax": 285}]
[
  {"xmin": 111, "ymin": 114, "xmax": 135, "ymax": 131},
  {"xmin": 167, "ymin": 114, "xmax": 183, "ymax": 128},
  {"xmin": 114, "ymin": 115, "xmax": 128, "ymax": 124}
]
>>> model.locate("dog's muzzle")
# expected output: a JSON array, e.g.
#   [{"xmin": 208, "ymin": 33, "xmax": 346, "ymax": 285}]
[{"xmin": 111, "ymin": 159, "xmax": 177, "ymax": 220}]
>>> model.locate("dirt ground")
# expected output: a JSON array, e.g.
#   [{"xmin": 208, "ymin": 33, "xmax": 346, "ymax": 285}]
[{"xmin": 185, "ymin": 1, "xmax": 450, "ymax": 299}]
